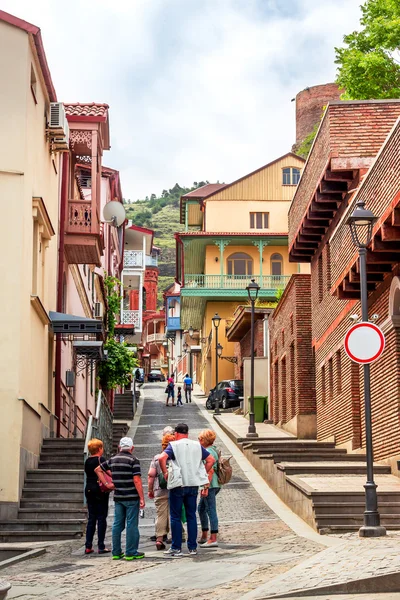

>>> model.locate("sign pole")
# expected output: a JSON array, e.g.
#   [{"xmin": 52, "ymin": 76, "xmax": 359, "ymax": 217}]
[{"xmin": 358, "ymin": 247, "xmax": 386, "ymax": 537}]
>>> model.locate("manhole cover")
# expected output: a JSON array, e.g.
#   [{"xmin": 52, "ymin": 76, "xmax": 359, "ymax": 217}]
[{"xmin": 37, "ymin": 563, "xmax": 95, "ymax": 573}]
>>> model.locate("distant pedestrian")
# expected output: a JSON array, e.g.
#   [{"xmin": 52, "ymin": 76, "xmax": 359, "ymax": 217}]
[
  {"xmin": 198, "ymin": 429, "xmax": 221, "ymax": 548},
  {"xmin": 95, "ymin": 437, "xmax": 145, "ymax": 561},
  {"xmin": 158, "ymin": 423, "xmax": 216, "ymax": 557},
  {"xmin": 84, "ymin": 438, "xmax": 112, "ymax": 555},
  {"xmin": 166, "ymin": 374, "xmax": 175, "ymax": 407},
  {"xmin": 183, "ymin": 373, "xmax": 193, "ymax": 403},
  {"xmin": 177, "ymin": 387, "xmax": 183, "ymax": 406},
  {"xmin": 148, "ymin": 433, "xmax": 175, "ymax": 550}
]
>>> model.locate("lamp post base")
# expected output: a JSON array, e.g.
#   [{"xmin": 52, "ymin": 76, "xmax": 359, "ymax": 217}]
[
  {"xmin": 246, "ymin": 431, "xmax": 259, "ymax": 438},
  {"xmin": 359, "ymin": 525, "xmax": 387, "ymax": 538}
]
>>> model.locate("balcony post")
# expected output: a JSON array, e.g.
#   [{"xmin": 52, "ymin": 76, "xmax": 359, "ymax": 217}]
[
  {"xmin": 91, "ymin": 130, "xmax": 98, "ymax": 234},
  {"xmin": 253, "ymin": 239, "xmax": 268, "ymax": 287},
  {"xmin": 215, "ymin": 239, "xmax": 230, "ymax": 288}
]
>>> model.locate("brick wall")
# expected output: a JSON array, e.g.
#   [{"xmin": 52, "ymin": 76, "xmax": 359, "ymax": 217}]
[
  {"xmin": 296, "ymin": 83, "xmax": 341, "ymax": 145},
  {"xmin": 269, "ymin": 275, "xmax": 314, "ymax": 425},
  {"xmin": 234, "ymin": 320, "xmax": 264, "ymax": 379}
]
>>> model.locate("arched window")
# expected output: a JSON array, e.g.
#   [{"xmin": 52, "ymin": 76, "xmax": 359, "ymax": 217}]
[
  {"xmin": 282, "ymin": 167, "xmax": 301, "ymax": 185},
  {"xmin": 271, "ymin": 253, "xmax": 283, "ymax": 276},
  {"xmin": 227, "ymin": 252, "xmax": 253, "ymax": 276}
]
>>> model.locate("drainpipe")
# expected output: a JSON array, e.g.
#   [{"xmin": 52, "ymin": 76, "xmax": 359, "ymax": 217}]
[{"xmin": 55, "ymin": 152, "xmax": 69, "ymax": 437}]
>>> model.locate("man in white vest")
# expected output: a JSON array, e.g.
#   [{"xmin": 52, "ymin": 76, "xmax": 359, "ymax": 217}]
[{"xmin": 158, "ymin": 423, "xmax": 215, "ymax": 557}]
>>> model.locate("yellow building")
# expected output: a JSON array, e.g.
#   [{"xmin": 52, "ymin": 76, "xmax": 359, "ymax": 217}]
[
  {"xmin": 175, "ymin": 153, "xmax": 306, "ymax": 394},
  {"xmin": 0, "ymin": 12, "xmax": 61, "ymax": 518}
]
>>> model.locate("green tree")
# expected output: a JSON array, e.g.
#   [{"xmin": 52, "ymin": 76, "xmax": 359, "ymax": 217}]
[{"xmin": 335, "ymin": 0, "xmax": 400, "ymax": 99}]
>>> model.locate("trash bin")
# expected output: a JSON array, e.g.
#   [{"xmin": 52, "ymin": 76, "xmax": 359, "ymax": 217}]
[{"xmin": 253, "ymin": 396, "xmax": 267, "ymax": 423}]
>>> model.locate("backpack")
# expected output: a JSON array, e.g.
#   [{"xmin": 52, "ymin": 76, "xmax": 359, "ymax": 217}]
[{"xmin": 217, "ymin": 450, "xmax": 233, "ymax": 485}]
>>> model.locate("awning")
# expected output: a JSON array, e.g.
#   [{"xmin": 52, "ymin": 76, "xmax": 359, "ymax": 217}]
[{"xmin": 49, "ymin": 311, "xmax": 104, "ymax": 339}]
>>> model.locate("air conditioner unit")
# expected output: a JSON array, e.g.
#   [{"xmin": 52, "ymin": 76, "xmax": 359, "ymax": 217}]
[
  {"xmin": 94, "ymin": 302, "xmax": 103, "ymax": 319},
  {"xmin": 48, "ymin": 102, "xmax": 69, "ymax": 141},
  {"xmin": 66, "ymin": 370, "xmax": 76, "ymax": 388}
]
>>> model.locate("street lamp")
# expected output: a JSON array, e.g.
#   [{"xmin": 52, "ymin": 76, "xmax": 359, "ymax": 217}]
[
  {"xmin": 183, "ymin": 342, "xmax": 188, "ymax": 353},
  {"xmin": 246, "ymin": 278, "xmax": 260, "ymax": 438},
  {"xmin": 217, "ymin": 343, "xmax": 223, "ymax": 357},
  {"xmin": 212, "ymin": 313, "xmax": 221, "ymax": 415},
  {"xmin": 188, "ymin": 325, "xmax": 194, "ymax": 338},
  {"xmin": 347, "ymin": 200, "xmax": 385, "ymax": 538}
]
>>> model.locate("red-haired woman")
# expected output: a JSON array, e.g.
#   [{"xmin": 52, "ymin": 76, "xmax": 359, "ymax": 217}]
[{"xmin": 84, "ymin": 438, "xmax": 112, "ymax": 554}]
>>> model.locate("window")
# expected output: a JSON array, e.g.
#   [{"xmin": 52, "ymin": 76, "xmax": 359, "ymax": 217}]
[
  {"xmin": 328, "ymin": 357, "xmax": 334, "ymax": 402},
  {"xmin": 282, "ymin": 167, "xmax": 301, "ymax": 185},
  {"xmin": 318, "ymin": 254, "xmax": 323, "ymax": 302},
  {"xmin": 271, "ymin": 253, "xmax": 283, "ymax": 276},
  {"xmin": 227, "ymin": 252, "xmax": 253, "ymax": 276},
  {"xmin": 30, "ymin": 65, "xmax": 37, "ymax": 104},
  {"xmin": 32, "ymin": 197, "xmax": 55, "ymax": 301},
  {"xmin": 250, "ymin": 212, "xmax": 269, "ymax": 229},
  {"xmin": 336, "ymin": 350, "xmax": 342, "ymax": 395},
  {"xmin": 290, "ymin": 313, "xmax": 294, "ymax": 335},
  {"xmin": 321, "ymin": 365, "xmax": 326, "ymax": 403},
  {"xmin": 281, "ymin": 329, "xmax": 285, "ymax": 346},
  {"xmin": 326, "ymin": 243, "xmax": 331, "ymax": 291}
]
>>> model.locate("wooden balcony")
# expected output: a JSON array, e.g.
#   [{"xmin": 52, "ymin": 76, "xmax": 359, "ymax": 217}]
[{"xmin": 64, "ymin": 199, "xmax": 103, "ymax": 266}]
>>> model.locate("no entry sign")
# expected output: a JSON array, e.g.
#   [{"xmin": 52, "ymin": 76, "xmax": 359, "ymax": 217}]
[{"xmin": 344, "ymin": 322, "xmax": 385, "ymax": 364}]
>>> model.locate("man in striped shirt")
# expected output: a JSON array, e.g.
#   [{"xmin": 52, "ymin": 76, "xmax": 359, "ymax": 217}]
[{"xmin": 95, "ymin": 437, "xmax": 145, "ymax": 560}]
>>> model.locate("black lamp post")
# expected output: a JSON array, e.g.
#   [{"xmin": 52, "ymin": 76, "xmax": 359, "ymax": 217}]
[
  {"xmin": 246, "ymin": 278, "xmax": 260, "ymax": 438},
  {"xmin": 347, "ymin": 200, "xmax": 385, "ymax": 538},
  {"xmin": 212, "ymin": 313, "xmax": 221, "ymax": 415}
]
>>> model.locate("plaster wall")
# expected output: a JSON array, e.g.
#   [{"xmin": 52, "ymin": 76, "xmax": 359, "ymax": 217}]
[
  {"xmin": 0, "ymin": 22, "xmax": 60, "ymax": 514},
  {"xmin": 205, "ymin": 245, "xmax": 299, "ymax": 277},
  {"xmin": 206, "ymin": 200, "xmax": 291, "ymax": 233}
]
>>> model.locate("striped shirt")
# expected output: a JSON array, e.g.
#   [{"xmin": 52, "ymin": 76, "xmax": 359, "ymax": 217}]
[{"xmin": 100, "ymin": 451, "xmax": 141, "ymax": 501}]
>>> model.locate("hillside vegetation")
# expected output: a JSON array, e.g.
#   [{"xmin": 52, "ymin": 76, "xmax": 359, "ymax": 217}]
[{"xmin": 124, "ymin": 182, "xmax": 209, "ymax": 305}]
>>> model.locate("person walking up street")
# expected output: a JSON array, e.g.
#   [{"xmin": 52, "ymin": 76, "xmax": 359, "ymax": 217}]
[
  {"xmin": 95, "ymin": 437, "xmax": 145, "ymax": 561},
  {"xmin": 158, "ymin": 423, "xmax": 215, "ymax": 557},
  {"xmin": 148, "ymin": 433, "xmax": 175, "ymax": 550},
  {"xmin": 198, "ymin": 429, "xmax": 221, "ymax": 548},
  {"xmin": 166, "ymin": 374, "xmax": 175, "ymax": 407},
  {"xmin": 183, "ymin": 373, "xmax": 193, "ymax": 403},
  {"xmin": 177, "ymin": 386, "xmax": 183, "ymax": 406}
]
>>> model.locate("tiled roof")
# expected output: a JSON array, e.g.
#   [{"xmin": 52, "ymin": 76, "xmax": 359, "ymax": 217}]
[
  {"xmin": 65, "ymin": 103, "xmax": 109, "ymax": 119},
  {"xmin": 182, "ymin": 184, "xmax": 226, "ymax": 199}
]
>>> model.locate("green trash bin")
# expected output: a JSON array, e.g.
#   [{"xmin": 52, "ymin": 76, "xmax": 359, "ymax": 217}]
[{"xmin": 253, "ymin": 396, "xmax": 267, "ymax": 423}]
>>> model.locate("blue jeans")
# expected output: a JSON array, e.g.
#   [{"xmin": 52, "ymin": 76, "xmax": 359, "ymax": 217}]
[
  {"xmin": 112, "ymin": 499, "xmax": 140, "ymax": 556},
  {"xmin": 198, "ymin": 487, "xmax": 220, "ymax": 533},
  {"xmin": 169, "ymin": 486, "xmax": 198, "ymax": 551}
]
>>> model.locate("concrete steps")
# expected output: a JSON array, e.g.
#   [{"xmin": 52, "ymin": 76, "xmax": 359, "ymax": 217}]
[
  {"xmin": 277, "ymin": 462, "xmax": 391, "ymax": 475},
  {"xmin": 113, "ymin": 393, "xmax": 134, "ymax": 420},
  {"xmin": 0, "ymin": 437, "xmax": 86, "ymax": 542},
  {"xmin": 112, "ymin": 421, "xmax": 129, "ymax": 454},
  {"xmin": 259, "ymin": 452, "xmax": 369, "ymax": 463}
]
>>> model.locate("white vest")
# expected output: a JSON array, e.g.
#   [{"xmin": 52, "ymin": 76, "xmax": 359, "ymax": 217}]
[{"xmin": 170, "ymin": 439, "xmax": 209, "ymax": 487}]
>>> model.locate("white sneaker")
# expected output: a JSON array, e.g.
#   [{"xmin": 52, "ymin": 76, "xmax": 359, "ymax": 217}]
[
  {"xmin": 164, "ymin": 547, "xmax": 183, "ymax": 558},
  {"xmin": 188, "ymin": 549, "xmax": 198, "ymax": 556},
  {"xmin": 202, "ymin": 541, "xmax": 218, "ymax": 548}
]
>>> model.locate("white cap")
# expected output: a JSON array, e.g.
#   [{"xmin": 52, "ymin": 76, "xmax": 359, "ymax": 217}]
[{"xmin": 119, "ymin": 436, "xmax": 134, "ymax": 449}]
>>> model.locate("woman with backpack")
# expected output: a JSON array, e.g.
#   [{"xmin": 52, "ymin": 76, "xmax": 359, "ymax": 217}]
[
  {"xmin": 148, "ymin": 433, "xmax": 175, "ymax": 550},
  {"xmin": 165, "ymin": 374, "xmax": 175, "ymax": 407},
  {"xmin": 198, "ymin": 429, "xmax": 221, "ymax": 548}
]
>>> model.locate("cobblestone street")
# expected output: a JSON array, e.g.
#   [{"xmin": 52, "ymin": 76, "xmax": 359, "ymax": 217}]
[{"xmin": 4, "ymin": 384, "xmax": 325, "ymax": 599}]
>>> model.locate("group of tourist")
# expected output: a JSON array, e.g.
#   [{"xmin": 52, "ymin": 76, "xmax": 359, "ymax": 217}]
[
  {"xmin": 165, "ymin": 373, "xmax": 193, "ymax": 406},
  {"xmin": 84, "ymin": 422, "xmax": 221, "ymax": 559}
]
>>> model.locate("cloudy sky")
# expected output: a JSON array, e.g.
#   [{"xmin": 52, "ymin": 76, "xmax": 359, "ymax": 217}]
[{"xmin": 4, "ymin": 0, "xmax": 361, "ymax": 200}]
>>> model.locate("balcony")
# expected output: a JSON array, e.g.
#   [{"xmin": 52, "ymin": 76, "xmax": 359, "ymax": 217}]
[
  {"xmin": 167, "ymin": 316, "xmax": 181, "ymax": 330},
  {"xmin": 124, "ymin": 250, "xmax": 144, "ymax": 269},
  {"xmin": 145, "ymin": 255, "xmax": 158, "ymax": 267},
  {"xmin": 182, "ymin": 274, "xmax": 290, "ymax": 298},
  {"xmin": 147, "ymin": 333, "xmax": 165, "ymax": 343},
  {"xmin": 121, "ymin": 310, "xmax": 141, "ymax": 327},
  {"xmin": 65, "ymin": 199, "xmax": 103, "ymax": 265}
]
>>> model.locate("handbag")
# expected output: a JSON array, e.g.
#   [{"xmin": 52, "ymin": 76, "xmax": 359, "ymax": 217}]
[{"xmin": 97, "ymin": 457, "xmax": 113, "ymax": 493}]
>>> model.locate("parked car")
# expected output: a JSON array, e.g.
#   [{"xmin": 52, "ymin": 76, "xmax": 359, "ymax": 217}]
[
  {"xmin": 147, "ymin": 369, "xmax": 166, "ymax": 382},
  {"xmin": 206, "ymin": 380, "xmax": 244, "ymax": 410}
]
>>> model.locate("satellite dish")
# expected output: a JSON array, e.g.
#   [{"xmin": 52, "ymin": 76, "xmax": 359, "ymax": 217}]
[{"xmin": 103, "ymin": 201, "xmax": 126, "ymax": 227}]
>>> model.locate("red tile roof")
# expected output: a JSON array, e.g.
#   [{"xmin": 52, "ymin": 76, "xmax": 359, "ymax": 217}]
[
  {"xmin": 0, "ymin": 10, "xmax": 57, "ymax": 102},
  {"xmin": 65, "ymin": 103, "xmax": 109, "ymax": 120},
  {"xmin": 182, "ymin": 184, "xmax": 226, "ymax": 199}
]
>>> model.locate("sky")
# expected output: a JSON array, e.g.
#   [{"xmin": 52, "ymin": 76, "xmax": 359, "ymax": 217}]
[{"xmin": 3, "ymin": 0, "xmax": 362, "ymax": 200}]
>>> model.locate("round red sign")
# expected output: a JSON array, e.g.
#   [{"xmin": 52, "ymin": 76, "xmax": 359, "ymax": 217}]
[{"xmin": 344, "ymin": 322, "xmax": 385, "ymax": 364}]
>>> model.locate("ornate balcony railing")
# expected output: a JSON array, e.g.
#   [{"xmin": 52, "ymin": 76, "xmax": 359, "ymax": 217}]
[
  {"xmin": 121, "ymin": 310, "xmax": 141, "ymax": 327},
  {"xmin": 184, "ymin": 274, "xmax": 290, "ymax": 290},
  {"xmin": 147, "ymin": 333, "xmax": 165, "ymax": 343},
  {"xmin": 124, "ymin": 250, "xmax": 144, "ymax": 268},
  {"xmin": 68, "ymin": 199, "xmax": 93, "ymax": 233}
]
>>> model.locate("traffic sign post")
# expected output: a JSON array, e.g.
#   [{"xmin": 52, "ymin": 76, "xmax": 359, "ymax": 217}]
[{"xmin": 344, "ymin": 322, "xmax": 385, "ymax": 364}]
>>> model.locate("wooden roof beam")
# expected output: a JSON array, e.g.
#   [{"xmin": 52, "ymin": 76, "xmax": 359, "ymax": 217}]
[
  {"xmin": 324, "ymin": 170, "xmax": 354, "ymax": 182},
  {"xmin": 382, "ymin": 224, "xmax": 400, "ymax": 241},
  {"xmin": 371, "ymin": 237, "xmax": 400, "ymax": 253},
  {"xmin": 320, "ymin": 180, "xmax": 348, "ymax": 194}
]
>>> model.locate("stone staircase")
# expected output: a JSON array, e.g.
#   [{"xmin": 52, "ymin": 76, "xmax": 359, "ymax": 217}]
[
  {"xmin": 0, "ymin": 438, "xmax": 86, "ymax": 542},
  {"xmin": 112, "ymin": 422, "xmax": 129, "ymax": 454},
  {"xmin": 238, "ymin": 438, "xmax": 400, "ymax": 534},
  {"xmin": 111, "ymin": 392, "xmax": 134, "ymax": 454}
]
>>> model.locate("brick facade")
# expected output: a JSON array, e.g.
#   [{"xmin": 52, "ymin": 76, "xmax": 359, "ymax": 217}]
[
  {"xmin": 234, "ymin": 319, "xmax": 264, "ymax": 379},
  {"xmin": 269, "ymin": 275, "xmax": 315, "ymax": 434},
  {"xmin": 288, "ymin": 102, "xmax": 400, "ymax": 462},
  {"xmin": 295, "ymin": 83, "xmax": 341, "ymax": 145}
]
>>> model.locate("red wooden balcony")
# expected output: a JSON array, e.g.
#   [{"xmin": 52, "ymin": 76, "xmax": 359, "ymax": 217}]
[{"xmin": 64, "ymin": 198, "xmax": 103, "ymax": 266}]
